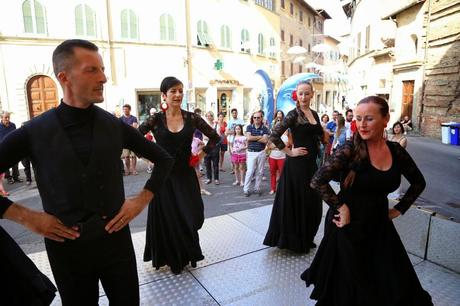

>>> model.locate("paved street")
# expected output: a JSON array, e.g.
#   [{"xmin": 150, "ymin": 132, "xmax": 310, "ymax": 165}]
[{"xmin": 402, "ymin": 135, "xmax": 460, "ymax": 222}]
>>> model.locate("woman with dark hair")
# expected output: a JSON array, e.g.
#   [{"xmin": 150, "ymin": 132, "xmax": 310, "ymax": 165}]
[
  {"xmin": 139, "ymin": 77, "xmax": 220, "ymax": 274},
  {"xmin": 302, "ymin": 96, "xmax": 432, "ymax": 305},
  {"xmin": 320, "ymin": 114, "xmax": 329, "ymax": 129},
  {"xmin": 389, "ymin": 121, "xmax": 407, "ymax": 148},
  {"xmin": 263, "ymin": 80, "xmax": 324, "ymax": 253},
  {"xmin": 271, "ymin": 110, "xmax": 285, "ymax": 128}
]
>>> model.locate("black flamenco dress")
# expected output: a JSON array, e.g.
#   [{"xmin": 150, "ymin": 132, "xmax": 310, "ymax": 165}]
[
  {"xmin": 263, "ymin": 109, "xmax": 323, "ymax": 253},
  {"xmin": 302, "ymin": 141, "xmax": 433, "ymax": 306},
  {"xmin": 139, "ymin": 110, "xmax": 220, "ymax": 274}
]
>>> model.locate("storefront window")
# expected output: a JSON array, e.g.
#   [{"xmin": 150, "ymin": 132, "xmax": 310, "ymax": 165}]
[{"xmin": 137, "ymin": 91, "xmax": 161, "ymax": 123}]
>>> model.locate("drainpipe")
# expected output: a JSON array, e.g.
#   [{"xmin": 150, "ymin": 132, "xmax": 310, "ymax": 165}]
[
  {"xmin": 105, "ymin": 0, "xmax": 117, "ymax": 85},
  {"xmin": 185, "ymin": 0, "xmax": 194, "ymax": 111}
]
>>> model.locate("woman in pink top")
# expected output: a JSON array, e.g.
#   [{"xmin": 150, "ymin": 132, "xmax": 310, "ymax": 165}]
[{"xmin": 230, "ymin": 124, "xmax": 247, "ymax": 186}]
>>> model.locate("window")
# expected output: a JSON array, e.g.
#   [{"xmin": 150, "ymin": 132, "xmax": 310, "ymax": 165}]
[
  {"xmin": 241, "ymin": 29, "xmax": 250, "ymax": 52},
  {"xmin": 255, "ymin": 0, "xmax": 274, "ymax": 11},
  {"xmin": 258, "ymin": 33, "xmax": 264, "ymax": 55},
  {"xmin": 22, "ymin": 0, "xmax": 47, "ymax": 34},
  {"xmin": 289, "ymin": 34, "xmax": 293, "ymax": 47},
  {"xmin": 299, "ymin": 10, "xmax": 303, "ymax": 22},
  {"xmin": 299, "ymin": 39, "xmax": 303, "ymax": 47},
  {"xmin": 308, "ymin": 17, "xmax": 311, "ymax": 27},
  {"xmin": 269, "ymin": 37, "xmax": 275, "ymax": 57},
  {"xmin": 121, "ymin": 9, "xmax": 138, "ymax": 39},
  {"xmin": 220, "ymin": 25, "xmax": 231, "ymax": 48},
  {"xmin": 197, "ymin": 20, "xmax": 212, "ymax": 46},
  {"xmin": 160, "ymin": 14, "xmax": 175, "ymax": 41},
  {"xmin": 281, "ymin": 29, "xmax": 285, "ymax": 42},
  {"xmin": 290, "ymin": 2, "xmax": 294, "ymax": 15},
  {"xmin": 290, "ymin": 62, "xmax": 294, "ymax": 75},
  {"xmin": 75, "ymin": 4, "xmax": 96, "ymax": 36},
  {"xmin": 365, "ymin": 25, "xmax": 370, "ymax": 53},
  {"xmin": 281, "ymin": 61, "xmax": 285, "ymax": 75},
  {"xmin": 308, "ymin": 43, "xmax": 311, "ymax": 53},
  {"xmin": 281, "ymin": 0, "xmax": 285, "ymax": 9},
  {"xmin": 298, "ymin": 64, "xmax": 302, "ymax": 73}
]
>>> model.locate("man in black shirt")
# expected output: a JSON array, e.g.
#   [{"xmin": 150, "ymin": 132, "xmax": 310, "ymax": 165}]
[{"xmin": 0, "ymin": 40, "xmax": 174, "ymax": 305}]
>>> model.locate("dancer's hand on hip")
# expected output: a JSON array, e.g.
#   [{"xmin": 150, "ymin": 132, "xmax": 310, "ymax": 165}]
[
  {"xmin": 106, "ymin": 189, "xmax": 153, "ymax": 233},
  {"xmin": 388, "ymin": 208, "xmax": 401, "ymax": 220},
  {"xmin": 333, "ymin": 204, "xmax": 351, "ymax": 228}
]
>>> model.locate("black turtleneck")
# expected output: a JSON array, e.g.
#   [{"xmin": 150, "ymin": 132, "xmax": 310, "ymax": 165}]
[{"xmin": 56, "ymin": 101, "xmax": 96, "ymax": 165}]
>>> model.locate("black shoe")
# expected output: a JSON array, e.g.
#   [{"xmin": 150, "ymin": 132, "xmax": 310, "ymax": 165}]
[
  {"xmin": 26, "ymin": 180, "xmax": 32, "ymax": 186},
  {"xmin": 7, "ymin": 178, "xmax": 14, "ymax": 184},
  {"xmin": 244, "ymin": 191, "xmax": 250, "ymax": 197},
  {"xmin": 14, "ymin": 178, "xmax": 23, "ymax": 183},
  {"xmin": 255, "ymin": 190, "xmax": 262, "ymax": 196}
]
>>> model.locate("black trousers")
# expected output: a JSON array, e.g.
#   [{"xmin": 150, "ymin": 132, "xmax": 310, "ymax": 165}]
[
  {"xmin": 45, "ymin": 226, "xmax": 139, "ymax": 306},
  {"xmin": 205, "ymin": 148, "xmax": 220, "ymax": 180},
  {"xmin": 4, "ymin": 163, "xmax": 19, "ymax": 180},
  {"xmin": 21, "ymin": 158, "xmax": 32, "ymax": 181}
]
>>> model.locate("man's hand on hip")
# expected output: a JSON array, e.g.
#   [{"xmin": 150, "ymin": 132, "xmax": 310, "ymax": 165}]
[{"xmin": 105, "ymin": 189, "xmax": 153, "ymax": 233}]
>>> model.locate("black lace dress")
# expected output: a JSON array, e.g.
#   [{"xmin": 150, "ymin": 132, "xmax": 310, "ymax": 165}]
[
  {"xmin": 301, "ymin": 141, "xmax": 433, "ymax": 306},
  {"xmin": 263, "ymin": 109, "xmax": 323, "ymax": 253},
  {"xmin": 139, "ymin": 110, "xmax": 220, "ymax": 273}
]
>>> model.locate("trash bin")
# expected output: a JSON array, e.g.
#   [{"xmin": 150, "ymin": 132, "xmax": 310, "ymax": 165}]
[
  {"xmin": 441, "ymin": 123, "xmax": 451, "ymax": 144},
  {"xmin": 450, "ymin": 123, "xmax": 460, "ymax": 145}
]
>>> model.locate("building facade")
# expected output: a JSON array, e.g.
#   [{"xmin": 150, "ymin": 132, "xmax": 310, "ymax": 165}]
[
  {"xmin": 342, "ymin": 0, "xmax": 398, "ymax": 122},
  {"xmin": 277, "ymin": 0, "xmax": 328, "ymax": 111},
  {"xmin": 0, "ymin": 0, "xmax": 280, "ymax": 125}
]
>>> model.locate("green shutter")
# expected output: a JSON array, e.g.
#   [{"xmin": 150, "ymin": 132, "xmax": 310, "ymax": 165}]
[
  {"xmin": 121, "ymin": 10, "xmax": 128, "ymax": 38},
  {"xmin": 220, "ymin": 26, "xmax": 225, "ymax": 48},
  {"xmin": 160, "ymin": 14, "xmax": 166, "ymax": 40},
  {"xmin": 86, "ymin": 5, "xmax": 96, "ymax": 36},
  {"xmin": 129, "ymin": 10, "xmax": 138, "ymax": 39},
  {"xmin": 75, "ymin": 5, "xmax": 84, "ymax": 35},
  {"xmin": 34, "ymin": 0, "xmax": 46, "ymax": 34},
  {"xmin": 23, "ymin": 0, "xmax": 34, "ymax": 33},
  {"xmin": 227, "ymin": 27, "xmax": 231, "ymax": 48},
  {"xmin": 168, "ymin": 15, "xmax": 175, "ymax": 41}
]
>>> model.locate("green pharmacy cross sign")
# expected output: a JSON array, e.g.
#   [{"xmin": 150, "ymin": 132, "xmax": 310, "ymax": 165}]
[{"xmin": 214, "ymin": 59, "xmax": 223, "ymax": 70}]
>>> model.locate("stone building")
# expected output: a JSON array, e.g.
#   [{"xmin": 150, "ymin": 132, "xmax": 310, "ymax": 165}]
[
  {"xmin": 419, "ymin": 0, "xmax": 460, "ymax": 137},
  {"xmin": 0, "ymin": 0, "xmax": 280, "ymax": 125}
]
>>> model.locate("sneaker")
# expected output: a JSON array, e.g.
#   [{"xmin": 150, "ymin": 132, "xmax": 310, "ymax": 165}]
[
  {"xmin": 14, "ymin": 178, "xmax": 23, "ymax": 183},
  {"xmin": 146, "ymin": 167, "xmax": 153, "ymax": 174},
  {"xmin": 7, "ymin": 178, "xmax": 14, "ymax": 184},
  {"xmin": 262, "ymin": 176, "xmax": 267, "ymax": 181},
  {"xmin": 214, "ymin": 180, "xmax": 220, "ymax": 185},
  {"xmin": 244, "ymin": 191, "xmax": 250, "ymax": 197},
  {"xmin": 204, "ymin": 179, "xmax": 211, "ymax": 185},
  {"xmin": 269, "ymin": 190, "xmax": 275, "ymax": 195},
  {"xmin": 200, "ymin": 189, "xmax": 212, "ymax": 196},
  {"xmin": 232, "ymin": 181, "xmax": 239, "ymax": 186},
  {"xmin": 26, "ymin": 180, "xmax": 32, "ymax": 186}
]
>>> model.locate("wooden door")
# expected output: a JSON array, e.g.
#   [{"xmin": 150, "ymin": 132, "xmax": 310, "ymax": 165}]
[
  {"xmin": 401, "ymin": 80, "xmax": 414, "ymax": 118},
  {"xmin": 27, "ymin": 75, "xmax": 59, "ymax": 118}
]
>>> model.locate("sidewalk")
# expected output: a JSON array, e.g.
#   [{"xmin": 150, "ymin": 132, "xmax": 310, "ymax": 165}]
[{"xmin": 28, "ymin": 204, "xmax": 460, "ymax": 306}]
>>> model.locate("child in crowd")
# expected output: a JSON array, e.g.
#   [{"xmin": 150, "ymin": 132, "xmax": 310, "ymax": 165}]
[
  {"xmin": 230, "ymin": 124, "xmax": 247, "ymax": 186},
  {"xmin": 191, "ymin": 136, "xmax": 211, "ymax": 195}
]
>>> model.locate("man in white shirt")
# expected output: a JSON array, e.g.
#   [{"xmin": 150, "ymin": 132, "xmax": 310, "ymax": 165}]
[{"xmin": 345, "ymin": 109, "xmax": 354, "ymax": 140}]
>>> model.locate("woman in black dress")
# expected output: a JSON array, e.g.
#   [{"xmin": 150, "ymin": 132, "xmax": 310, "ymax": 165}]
[
  {"xmin": 302, "ymin": 96, "xmax": 432, "ymax": 305},
  {"xmin": 263, "ymin": 80, "xmax": 323, "ymax": 253},
  {"xmin": 139, "ymin": 77, "xmax": 220, "ymax": 274}
]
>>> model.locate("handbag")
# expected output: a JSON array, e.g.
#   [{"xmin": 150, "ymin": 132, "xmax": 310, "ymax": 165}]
[{"xmin": 189, "ymin": 154, "xmax": 200, "ymax": 167}]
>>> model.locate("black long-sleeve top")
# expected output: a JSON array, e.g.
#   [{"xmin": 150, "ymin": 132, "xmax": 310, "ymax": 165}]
[
  {"xmin": 310, "ymin": 141, "xmax": 426, "ymax": 214},
  {"xmin": 0, "ymin": 102, "xmax": 174, "ymax": 217}
]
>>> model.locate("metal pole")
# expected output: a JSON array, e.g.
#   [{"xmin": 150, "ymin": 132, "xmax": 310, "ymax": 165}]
[{"xmin": 185, "ymin": 0, "xmax": 194, "ymax": 111}]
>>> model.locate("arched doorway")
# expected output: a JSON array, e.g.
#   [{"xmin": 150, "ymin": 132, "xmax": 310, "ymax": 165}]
[{"xmin": 27, "ymin": 75, "xmax": 59, "ymax": 118}]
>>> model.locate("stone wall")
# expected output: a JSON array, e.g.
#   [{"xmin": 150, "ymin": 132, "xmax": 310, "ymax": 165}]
[{"xmin": 421, "ymin": 0, "xmax": 460, "ymax": 137}]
